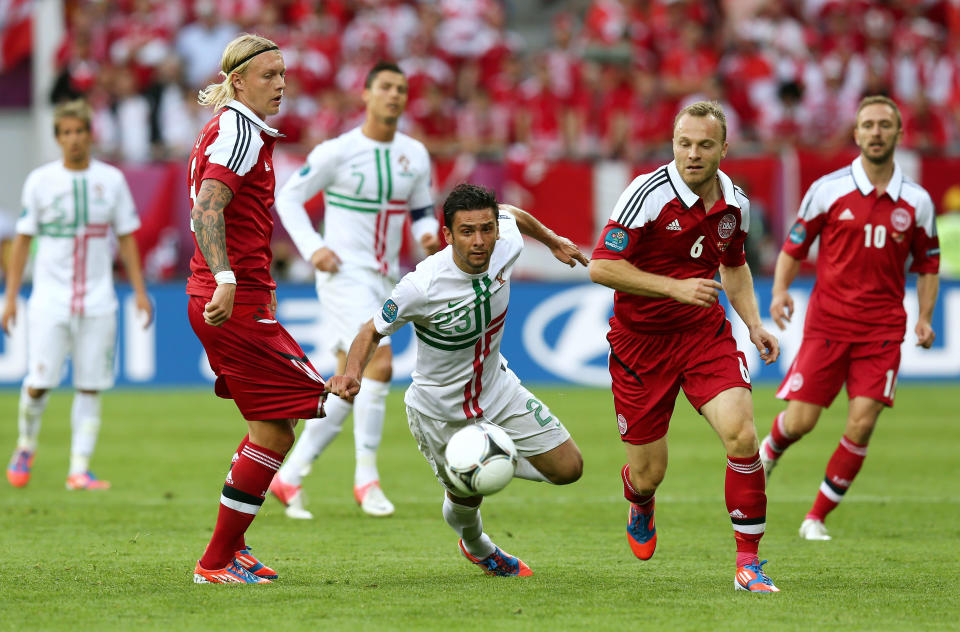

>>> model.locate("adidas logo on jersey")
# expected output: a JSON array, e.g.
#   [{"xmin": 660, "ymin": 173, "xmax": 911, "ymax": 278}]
[
  {"xmin": 666, "ymin": 219, "xmax": 682, "ymax": 231},
  {"xmin": 729, "ymin": 509, "xmax": 747, "ymax": 519},
  {"xmin": 838, "ymin": 208, "xmax": 854, "ymax": 220}
]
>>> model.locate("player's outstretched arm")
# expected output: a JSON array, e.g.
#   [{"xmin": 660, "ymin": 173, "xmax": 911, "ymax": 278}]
[
  {"xmin": 501, "ymin": 203, "xmax": 589, "ymax": 267},
  {"xmin": 721, "ymin": 262, "xmax": 779, "ymax": 365},
  {"xmin": 589, "ymin": 258, "xmax": 722, "ymax": 307},
  {"xmin": 191, "ymin": 178, "xmax": 236, "ymax": 327},
  {"xmin": 327, "ymin": 319, "xmax": 385, "ymax": 402},
  {"xmin": 770, "ymin": 250, "xmax": 801, "ymax": 330},
  {"xmin": 117, "ymin": 233, "xmax": 153, "ymax": 328},
  {"xmin": 915, "ymin": 273, "xmax": 939, "ymax": 348},
  {"xmin": 2, "ymin": 233, "xmax": 32, "ymax": 335}
]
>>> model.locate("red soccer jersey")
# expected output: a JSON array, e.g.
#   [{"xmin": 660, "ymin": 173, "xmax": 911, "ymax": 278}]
[
  {"xmin": 783, "ymin": 157, "xmax": 940, "ymax": 342},
  {"xmin": 187, "ymin": 100, "xmax": 280, "ymax": 304},
  {"xmin": 592, "ymin": 161, "xmax": 749, "ymax": 334}
]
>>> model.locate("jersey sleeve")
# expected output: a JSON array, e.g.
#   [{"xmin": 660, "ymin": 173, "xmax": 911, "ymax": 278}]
[
  {"xmin": 111, "ymin": 170, "xmax": 141, "ymax": 236},
  {"xmin": 407, "ymin": 144, "xmax": 434, "ymax": 210},
  {"xmin": 909, "ymin": 190, "xmax": 940, "ymax": 274},
  {"xmin": 203, "ymin": 110, "xmax": 265, "ymax": 195},
  {"xmin": 373, "ymin": 272, "xmax": 428, "ymax": 337},
  {"xmin": 782, "ymin": 179, "xmax": 828, "ymax": 260},
  {"xmin": 721, "ymin": 191, "xmax": 749, "ymax": 267},
  {"xmin": 591, "ymin": 220, "xmax": 643, "ymax": 261},
  {"xmin": 274, "ymin": 139, "xmax": 340, "ymax": 260},
  {"xmin": 15, "ymin": 170, "xmax": 41, "ymax": 236},
  {"xmin": 496, "ymin": 207, "xmax": 524, "ymax": 255}
]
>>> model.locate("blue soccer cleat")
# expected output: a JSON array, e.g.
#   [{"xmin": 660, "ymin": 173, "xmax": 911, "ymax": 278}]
[
  {"xmin": 7, "ymin": 449, "xmax": 34, "ymax": 488},
  {"xmin": 458, "ymin": 540, "xmax": 533, "ymax": 577},
  {"xmin": 627, "ymin": 501, "xmax": 657, "ymax": 560},
  {"xmin": 235, "ymin": 547, "xmax": 278, "ymax": 580},
  {"xmin": 735, "ymin": 559, "xmax": 780, "ymax": 593}
]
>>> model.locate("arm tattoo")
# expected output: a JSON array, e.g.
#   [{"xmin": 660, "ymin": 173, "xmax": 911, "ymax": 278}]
[{"xmin": 191, "ymin": 179, "xmax": 234, "ymax": 276}]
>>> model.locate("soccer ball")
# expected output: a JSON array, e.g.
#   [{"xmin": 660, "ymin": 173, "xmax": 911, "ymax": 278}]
[{"xmin": 443, "ymin": 422, "xmax": 518, "ymax": 496}]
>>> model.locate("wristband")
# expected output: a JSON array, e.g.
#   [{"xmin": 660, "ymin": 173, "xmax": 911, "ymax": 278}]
[{"xmin": 214, "ymin": 271, "xmax": 236, "ymax": 285}]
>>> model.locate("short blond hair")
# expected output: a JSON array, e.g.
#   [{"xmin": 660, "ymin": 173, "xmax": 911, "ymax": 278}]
[
  {"xmin": 198, "ymin": 33, "xmax": 279, "ymax": 110},
  {"xmin": 53, "ymin": 99, "xmax": 92, "ymax": 136},
  {"xmin": 856, "ymin": 95, "xmax": 902, "ymax": 130},
  {"xmin": 674, "ymin": 101, "xmax": 727, "ymax": 142}
]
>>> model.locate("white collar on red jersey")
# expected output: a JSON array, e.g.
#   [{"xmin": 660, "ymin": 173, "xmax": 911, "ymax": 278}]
[
  {"xmin": 666, "ymin": 160, "xmax": 741, "ymax": 210},
  {"xmin": 851, "ymin": 156, "xmax": 903, "ymax": 201},
  {"xmin": 225, "ymin": 99, "xmax": 282, "ymax": 137}
]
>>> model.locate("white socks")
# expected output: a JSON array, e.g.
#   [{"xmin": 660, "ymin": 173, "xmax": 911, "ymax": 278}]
[
  {"xmin": 514, "ymin": 457, "xmax": 550, "ymax": 483},
  {"xmin": 277, "ymin": 394, "xmax": 353, "ymax": 486},
  {"xmin": 69, "ymin": 392, "xmax": 101, "ymax": 475},
  {"xmin": 354, "ymin": 378, "xmax": 389, "ymax": 487},
  {"xmin": 17, "ymin": 384, "xmax": 47, "ymax": 451},
  {"xmin": 276, "ymin": 376, "xmax": 390, "ymax": 489},
  {"xmin": 443, "ymin": 496, "xmax": 494, "ymax": 558}
]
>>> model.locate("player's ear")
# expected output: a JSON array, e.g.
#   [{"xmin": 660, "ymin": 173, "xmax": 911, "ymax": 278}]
[{"xmin": 441, "ymin": 225, "xmax": 453, "ymax": 244}]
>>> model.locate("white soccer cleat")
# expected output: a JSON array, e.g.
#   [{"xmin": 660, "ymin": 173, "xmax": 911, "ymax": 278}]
[
  {"xmin": 799, "ymin": 518, "xmax": 831, "ymax": 541},
  {"xmin": 354, "ymin": 481, "xmax": 395, "ymax": 517},
  {"xmin": 284, "ymin": 491, "xmax": 314, "ymax": 520},
  {"xmin": 759, "ymin": 435, "xmax": 778, "ymax": 480}
]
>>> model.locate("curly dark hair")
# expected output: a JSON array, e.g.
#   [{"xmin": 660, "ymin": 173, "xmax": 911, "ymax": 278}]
[{"xmin": 442, "ymin": 183, "xmax": 499, "ymax": 229}]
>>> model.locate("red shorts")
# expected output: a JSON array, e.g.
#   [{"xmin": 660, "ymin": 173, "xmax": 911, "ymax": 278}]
[
  {"xmin": 188, "ymin": 296, "xmax": 327, "ymax": 421},
  {"xmin": 607, "ymin": 317, "xmax": 751, "ymax": 445},
  {"xmin": 776, "ymin": 338, "xmax": 901, "ymax": 408}
]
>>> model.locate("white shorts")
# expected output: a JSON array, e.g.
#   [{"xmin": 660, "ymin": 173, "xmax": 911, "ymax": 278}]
[
  {"xmin": 405, "ymin": 382, "xmax": 571, "ymax": 493},
  {"xmin": 317, "ymin": 266, "xmax": 393, "ymax": 353},
  {"xmin": 25, "ymin": 303, "xmax": 117, "ymax": 390}
]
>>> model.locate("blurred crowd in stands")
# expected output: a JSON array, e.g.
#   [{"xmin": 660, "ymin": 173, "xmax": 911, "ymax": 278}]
[{"xmin": 51, "ymin": 0, "xmax": 960, "ymax": 164}]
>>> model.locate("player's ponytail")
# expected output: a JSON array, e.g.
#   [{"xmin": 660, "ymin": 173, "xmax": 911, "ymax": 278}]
[{"xmin": 197, "ymin": 33, "xmax": 279, "ymax": 110}]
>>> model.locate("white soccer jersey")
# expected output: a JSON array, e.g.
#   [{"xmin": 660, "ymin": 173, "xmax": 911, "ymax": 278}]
[
  {"xmin": 17, "ymin": 159, "xmax": 140, "ymax": 317},
  {"xmin": 275, "ymin": 127, "xmax": 435, "ymax": 281},
  {"xmin": 374, "ymin": 209, "xmax": 524, "ymax": 421}
]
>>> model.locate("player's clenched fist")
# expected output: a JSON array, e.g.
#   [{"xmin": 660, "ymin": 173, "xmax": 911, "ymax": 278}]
[
  {"xmin": 204, "ymin": 283, "xmax": 235, "ymax": 326},
  {"xmin": 310, "ymin": 247, "xmax": 342, "ymax": 273},
  {"xmin": 671, "ymin": 277, "xmax": 722, "ymax": 308},
  {"xmin": 326, "ymin": 375, "xmax": 361, "ymax": 402}
]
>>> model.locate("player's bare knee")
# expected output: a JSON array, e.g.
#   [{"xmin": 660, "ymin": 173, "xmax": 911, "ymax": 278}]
[
  {"xmin": 548, "ymin": 453, "xmax": 583, "ymax": 485},
  {"xmin": 846, "ymin": 417, "xmax": 876, "ymax": 444},
  {"xmin": 27, "ymin": 387, "xmax": 47, "ymax": 399},
  {"xmin": 723, "ymin": 421, "xmax": 758, "ymax": 456}
]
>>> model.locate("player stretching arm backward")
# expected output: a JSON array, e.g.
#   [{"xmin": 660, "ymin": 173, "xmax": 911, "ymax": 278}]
[
  {"xmin": 272, "ymin": 61, "xmax": 439, "ymax": 519},
  {"xmin": 589, "ymin": 101, "xmax": 781, "ymax": 592},
  {"xmin": 328, "ymin": 184, "xmax": 586, "ymax": 577},
  {"xmin": 759, "ymin": 95, "xmax": 940, "ymax": 541}
]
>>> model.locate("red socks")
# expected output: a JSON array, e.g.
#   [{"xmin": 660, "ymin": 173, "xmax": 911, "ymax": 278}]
[
  {"xmin": 763, "ymin": 411, "xmax": 799, "ymax": 460},
  {"xmin": 808, "ymin": 435, "xmax": 868, "ymax": 521},
  {"xmin": 200, "ymin": 437, "xmax": 284, "ymax": 570},
  {"xmin": 725, "ymin": 453, "xmax": 766, "ymax": 567},
  {"xmin": 621, "ymin": 464, "xmax": 654, "ymax": 510}
]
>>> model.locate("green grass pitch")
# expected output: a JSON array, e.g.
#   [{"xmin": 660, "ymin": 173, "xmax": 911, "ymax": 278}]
[{"xmin": 1, "ymin": 385, "xmax": 958, "ymax": 631}]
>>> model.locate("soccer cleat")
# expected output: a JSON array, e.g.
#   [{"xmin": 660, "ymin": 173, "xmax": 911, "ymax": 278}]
[
  {"xmin": 269, "ymin": 474, "xmax": 313, "ymax": 519},
  {"xmin": 735, "ymin": 559, "xmax": 780, "ymax": 593},
  {"xmin": 65, "ymin": 470, "xmax": 111, "ymax": 490},
  {"xmin": 7, "ymin": 449, "xmax": 34, "ymax": 487},
  {"xmin": 234, "ymin": 547, "xmax": 278, "ymax": 580},
  {"xmin": 458, "ymin": 539, "xmax": 533, "ymax": 577},
  {"xmin": 193, "ymin": 559, "xmax": 271, "ymax": 584},
  {"xmin": 759, "ymin": 435, "xmax": 778, "ymax": 480},
  {"xmin": 799, "ymin": 518, "xmax": 832, "ymax": 541},
  {"xmin": 626, "ymin": 501, "xmax": 657, "ymax": 560},
  {"xmin": 354, "ymin": 480, "xmax": 395, "ymax": 517}
]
